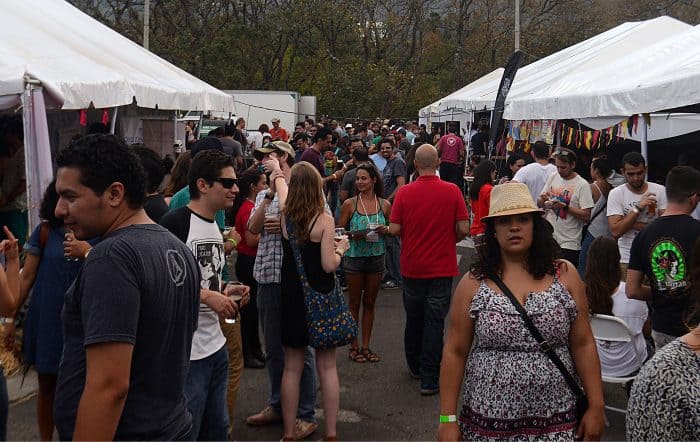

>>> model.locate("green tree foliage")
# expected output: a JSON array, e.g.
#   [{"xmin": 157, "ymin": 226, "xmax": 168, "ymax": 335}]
[{"xmin": 69, "ymin": 0, "xmax": 699, "ymax": 119}]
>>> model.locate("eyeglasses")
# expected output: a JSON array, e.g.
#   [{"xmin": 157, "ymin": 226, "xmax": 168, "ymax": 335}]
[
  {"xmin": 262, "ymin": 142, "xmax": 277, "ymax": 149},
  {"xmin": 211, "ymin": 178, "xmax": 238, "ymax": 189}
]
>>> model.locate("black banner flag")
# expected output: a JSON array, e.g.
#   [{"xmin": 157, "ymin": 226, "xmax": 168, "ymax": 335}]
[{"xmin": 488, "ymin": 50, "xmax": 525, "ymax": 157}]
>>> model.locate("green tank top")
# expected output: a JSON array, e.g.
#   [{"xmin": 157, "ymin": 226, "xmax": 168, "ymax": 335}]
[{"xmin": 345, "ymin": 196, "xmax": 387, "ymax": 258}]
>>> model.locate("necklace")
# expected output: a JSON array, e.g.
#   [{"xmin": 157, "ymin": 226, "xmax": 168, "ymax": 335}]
[{"xmin": 358, "ymin": 193, "xmax": 379, "ymax": 226}]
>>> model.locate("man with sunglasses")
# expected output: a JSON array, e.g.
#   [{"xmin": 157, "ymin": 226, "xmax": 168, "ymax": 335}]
[{"xmin": 161, "ymin": 150, "xmax": 251, "ymax": 440}]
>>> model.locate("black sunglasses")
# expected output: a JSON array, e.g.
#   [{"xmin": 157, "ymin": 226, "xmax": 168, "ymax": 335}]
[{"xmin": 211, "ymin": 177, "xmax": 238, "ymax": 189}]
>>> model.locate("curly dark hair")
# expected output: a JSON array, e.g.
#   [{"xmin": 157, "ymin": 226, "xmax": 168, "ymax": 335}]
[
  {"xmin": 39, "ymin": 180, "xmax": 63, "ymax": 228},
  {"xmin": 584, "ymin": 236, "xmax": 621, "ymax": 315},
  {"xmin": 56, "ymin": 134, "xmax": 147, "ymax": 209},
  {"xmin": 470, "ymin": 213, "xmax": 560, "ymax": 280}
]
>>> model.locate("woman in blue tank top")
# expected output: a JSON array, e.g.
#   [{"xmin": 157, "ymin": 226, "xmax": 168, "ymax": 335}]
[{"xmin": 338, "ymin": 163, "xmax": 392, "ymax": 363}]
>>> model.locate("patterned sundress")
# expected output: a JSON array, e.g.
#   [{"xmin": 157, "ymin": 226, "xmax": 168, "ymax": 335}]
[{"xmin": 460, "ymin": 276, "xmax": 580, "ymax": 441}]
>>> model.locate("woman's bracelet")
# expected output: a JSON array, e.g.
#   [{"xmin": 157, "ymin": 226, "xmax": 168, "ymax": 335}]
[{"xmin": 227, "ymin": 238, "xmax": 238, "ymax": 247}]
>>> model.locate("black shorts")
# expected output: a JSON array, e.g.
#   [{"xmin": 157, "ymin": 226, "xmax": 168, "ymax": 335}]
[{"xmin": 344, "ymin": 255, "xmax": 385, "ymax": 274}]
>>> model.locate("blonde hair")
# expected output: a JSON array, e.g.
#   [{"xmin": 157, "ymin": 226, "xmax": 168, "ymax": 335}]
[{"xmin": 284, "ymin": 162, "xmax": 325, "ymax": 244}]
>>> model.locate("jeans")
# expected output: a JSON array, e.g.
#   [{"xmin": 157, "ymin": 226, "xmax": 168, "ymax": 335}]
[
  {"xmin": 235, "ymin": 254, "xmax": 262, "ymax": 358},
  {"xmin": 402, "ymin": 277, "xmax": 453, "ymax": 385},
  {"xmin": 577, "ymin": 231, "xmax": 595, "ymax": 277},
  {"xmin": 384, "ymin": 236, "xmax": 402, "ymax": 285},
  {"xmin": 258, "ymin": 283, "xmax": 316, "ymax": 421},
  {"xmin": 184, "ymin": 345, "xmax": 230, "ymax": 441},
  {"xmin": 0, "ymin": 368, "xmax": 7, "ymax": 441},
  {"xmin": 220, "ymin": 320, "xmax": 243, "ymax": 435}
]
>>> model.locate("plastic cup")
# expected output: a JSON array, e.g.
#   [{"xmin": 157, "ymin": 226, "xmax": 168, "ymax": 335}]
[{"xmin": 224, "ymin": 293, "xmax": 243, "ymax": 324}]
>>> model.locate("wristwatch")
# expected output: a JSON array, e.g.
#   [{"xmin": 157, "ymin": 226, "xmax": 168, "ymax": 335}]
[
  {"xmin": 264, "ymin": 191, "xmax": 275, "ymax": 201},
  {"xmin": 631, "ymin": 206, "xmax": 640, "ymax": 214}
]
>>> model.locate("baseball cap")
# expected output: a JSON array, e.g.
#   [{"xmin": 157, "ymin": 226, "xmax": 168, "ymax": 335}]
[
  {"xmin": 345, "ymin": 123, "xmax": 353, "ymax": 129},
  {"xmin": 271, "ymin": 117, "xmax": 280, "ymax": 123},
  {"xmin": 254, "ymin": 141, "xmax": 295, "ymax": 161}
]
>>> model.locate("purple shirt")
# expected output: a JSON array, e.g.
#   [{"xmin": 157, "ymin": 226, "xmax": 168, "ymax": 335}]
[{"xmin": 300, "ymin": 147, "xmax": 326, "ymax": 177}]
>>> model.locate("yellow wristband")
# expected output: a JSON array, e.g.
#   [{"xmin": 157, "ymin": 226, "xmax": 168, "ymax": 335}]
[{"xmin": 227, "ymin": 238, "xmax": 238, "ymax": 247}]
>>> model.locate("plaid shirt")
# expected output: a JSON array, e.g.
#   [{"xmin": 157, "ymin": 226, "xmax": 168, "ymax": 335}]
[
  {"xmin": 250, "ymin": 188, "xmax": 332, "ymax": 283},
  {"xmin": 251, "ymin": 190, "xmax": 283, "ymax": 284}
]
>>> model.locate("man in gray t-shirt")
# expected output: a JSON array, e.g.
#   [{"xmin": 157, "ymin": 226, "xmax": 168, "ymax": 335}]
[
  {"xmin": 53, "ymin": 135, "xmax": 200, "ymax": 441},
  {"xmin": 378, "ymin": 138, "xmax": 406, "ymax": 288}
]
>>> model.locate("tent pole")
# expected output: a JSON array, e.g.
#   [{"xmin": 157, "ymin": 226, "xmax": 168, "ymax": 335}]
[
  {"xmin": 110, "ymin": 107, "xmax": 118, "ymax": 134},
  {"xmin": 639, "ymin": 113, "xmax": 648, "ymax": 178},
  {"xmin": 20, "ymin": 85, "xmax": 37, "ymax": 230}
]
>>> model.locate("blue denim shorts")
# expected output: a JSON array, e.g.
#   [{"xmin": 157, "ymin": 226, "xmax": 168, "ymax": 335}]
[{"xmin": 344, "ymin": 255, "xmax": 385, "ymax": 274}]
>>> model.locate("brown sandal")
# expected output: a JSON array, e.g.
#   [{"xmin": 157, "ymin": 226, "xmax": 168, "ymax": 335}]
[
  {"xmin": 360, "ymin": 348, "xmax": 381, "ymax": 363},
  {"xmin": 348, "ymin": 347, "xmax": 367, "ymax": 363}
]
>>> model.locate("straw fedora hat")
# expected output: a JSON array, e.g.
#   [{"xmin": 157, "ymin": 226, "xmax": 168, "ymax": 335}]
[{"xmin": 481, "ymin": 182, "xmax": 541, "ymax": 220}]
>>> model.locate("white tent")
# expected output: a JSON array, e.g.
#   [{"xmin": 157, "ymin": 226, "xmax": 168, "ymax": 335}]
[
  {"xmin": 0, "ymin": 0, "xmax": 235, "ymax": 112},
  {"xmin": 433, "ymin": 16, "xmax": 692, "ymax": 118},
  {"xmin": 419, "ymin": 68, "xmax": 504, "ymax": 120},
  {"xmin": 0, "ymin": 0, "xmax": 235, "ymax": 229},
  {"xmin": 503, "ymin": 23, "xmax": 700, "ymax": 120}
]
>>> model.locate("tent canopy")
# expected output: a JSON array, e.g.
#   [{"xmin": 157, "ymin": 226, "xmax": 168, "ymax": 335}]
[
  {"xmin": 419, "ymin": 68, "xmax": 504, "ymax": 118},
  {"xmin": 0, "ymin": 0, "xmax": 234, "ymax": 113},
  {"xmin": 428, "ymin": 16, "xmax": 692, "ymax": 120},
  {"xmin": 504, "ymin": 23, "xmax": 700, "ymax": 120}
]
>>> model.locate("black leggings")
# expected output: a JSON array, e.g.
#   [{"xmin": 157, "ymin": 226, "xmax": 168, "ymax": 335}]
[{"xmin": 235, "ymin": 253, "xmax": 262, "ymax": 357}]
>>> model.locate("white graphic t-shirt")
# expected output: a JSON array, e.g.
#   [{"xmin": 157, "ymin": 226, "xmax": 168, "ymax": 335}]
[
  {"xmin": 160, "ymin": 206, "xmax": 227, "ymax": 360},
  {"xmin": 541, "ymin": 173, "xmax": 594, "ymax": 250}
]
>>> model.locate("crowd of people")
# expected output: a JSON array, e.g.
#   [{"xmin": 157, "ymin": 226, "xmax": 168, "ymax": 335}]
[{"xmin": 0, "ymin": 111, "xmax": 695, "ymax": 442}]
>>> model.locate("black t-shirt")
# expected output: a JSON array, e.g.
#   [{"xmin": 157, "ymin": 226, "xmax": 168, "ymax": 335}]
[
  {"xmin": 54, "ymin": 224, "xmax": 200, "ymax": 440},
  {"xmin": 470, "ymin": 132, "xmax": 488, "ymax": 156},
  {"xmin": 144, "ymin": 194, "xmax": 169, "ymax": 223},
  {"xmin": 628, "ymin": 215, "xmax": 700, "ymax": 336}
]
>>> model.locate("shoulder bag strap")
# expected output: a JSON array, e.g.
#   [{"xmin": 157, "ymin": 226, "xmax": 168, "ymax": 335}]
[
  {"xmin": 583, "ymin": 200, "xmax": 607, "ymax": 230},
  {"xmin": 489, "ymin": 274, "xmax": 585, "ymax": 398},
  {"xmin": 285, "ymin": 218, "xmax": 312, "ymax": 293}
]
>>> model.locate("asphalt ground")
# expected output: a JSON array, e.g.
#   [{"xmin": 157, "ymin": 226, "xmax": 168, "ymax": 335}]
[{"xmin": 7, "ymin": 241, "xmax": 628, "ymax": 440}]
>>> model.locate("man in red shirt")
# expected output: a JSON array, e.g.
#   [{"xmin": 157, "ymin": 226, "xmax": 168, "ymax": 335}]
[
  {"xmin": 388, "ymin": 144, "xmax": 469, "ymax": 396},
  {"xmin": 269, "ymin": 118, "xmax": 289, "ymax": 142},
  {"xmin": 436, "ymin": 126, "xmax": 465, "ymax": 190}
]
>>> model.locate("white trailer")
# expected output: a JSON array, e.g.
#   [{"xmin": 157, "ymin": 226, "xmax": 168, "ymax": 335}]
[{"xmin": 223, "ymin": 90, "xmax": 316, "ymax": 135}]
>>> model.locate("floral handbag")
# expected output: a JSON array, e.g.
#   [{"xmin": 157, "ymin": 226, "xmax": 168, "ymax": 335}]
[{"xmin": 286, "ymin": 219, "xmax": 357, "ymax": 349}]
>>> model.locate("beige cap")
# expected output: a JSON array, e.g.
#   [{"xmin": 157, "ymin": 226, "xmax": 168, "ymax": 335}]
[
  {"xmin": 254, "ymin": 140, "xmax": 295, "ymax": 161},
  {"xmin": 481, "ymin": 183, "xmax": 541, "ymax": 220}
]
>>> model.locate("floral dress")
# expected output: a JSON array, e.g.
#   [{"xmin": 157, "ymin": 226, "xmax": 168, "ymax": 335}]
[{"xmin": 460, "ymin": 276, "xmax": 580, "ymax": 441}]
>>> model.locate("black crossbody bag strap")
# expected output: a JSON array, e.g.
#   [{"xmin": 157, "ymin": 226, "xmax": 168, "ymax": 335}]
[
  {"xmin": 583, "ymin": 201, "xmax": 607, "ymax": 231},
  {"xmin": 489, "ymin": 274, "xmax": 585, "ymax": 399}
]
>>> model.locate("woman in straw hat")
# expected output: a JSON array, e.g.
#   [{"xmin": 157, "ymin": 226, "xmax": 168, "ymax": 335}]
[{"xmin": 437, "ymin": 183, "xmax": 605, "ymax": 441}]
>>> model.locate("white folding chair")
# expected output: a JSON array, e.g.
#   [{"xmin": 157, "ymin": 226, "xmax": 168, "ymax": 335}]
[{"xmin": 590, "ymin": 314, "xmax": 646, "ymax": 415}]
